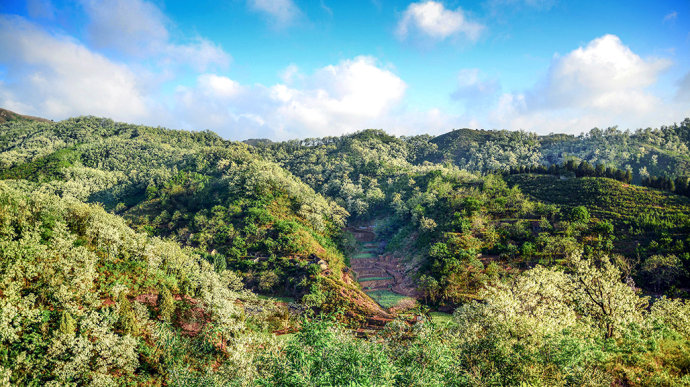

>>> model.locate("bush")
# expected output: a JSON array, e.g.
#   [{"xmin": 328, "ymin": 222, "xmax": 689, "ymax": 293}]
[
  {"xmin": 260, "ymin": 317, "xmax": 395, "ymax": 386},
  {"xmin": 641, "ymin": 255, "xmax": 687, "ymax": 292},
  {"xmin": 571, "ymin": 206, "xmax": 590, "ymax": 223}
]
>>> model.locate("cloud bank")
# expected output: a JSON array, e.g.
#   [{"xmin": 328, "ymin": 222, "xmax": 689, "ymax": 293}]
[
  {"xmin": 486, "ymin": 35, "xmax": 684, "ymax": 132},
  {"xmin": 175, "ymin": 56, "xmax": 409, "ymax": 139},
  {"xmin": 0, "ymin": 15, "xmax": 150, "ymax": 121}
]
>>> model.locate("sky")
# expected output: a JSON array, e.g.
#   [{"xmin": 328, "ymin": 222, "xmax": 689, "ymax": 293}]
[{"xmin": 0, "ymin": 0, "xmax": 688, "ymax": 140}]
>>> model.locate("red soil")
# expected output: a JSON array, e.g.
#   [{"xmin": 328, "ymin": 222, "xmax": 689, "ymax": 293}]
[{"xmin": 347, "ymin": 225, "xmax": 421, "ymax": 303}]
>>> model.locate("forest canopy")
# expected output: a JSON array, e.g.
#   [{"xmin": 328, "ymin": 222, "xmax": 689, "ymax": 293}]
[{"xmin": 1, "ymin": 114, "xmax": 689, "ymax": 385}]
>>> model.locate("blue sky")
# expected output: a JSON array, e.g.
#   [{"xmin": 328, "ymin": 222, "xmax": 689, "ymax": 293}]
[{"xmin": 0, "ymin": 0, "xmax": 688, "ymax": 140}]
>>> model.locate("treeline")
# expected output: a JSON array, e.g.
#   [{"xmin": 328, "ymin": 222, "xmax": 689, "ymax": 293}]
[
  {"xmin": 507, "ymin": 159, "xmax": 633, "ymax": 183},
  {"xmin": 642, "ymin": 174, "xmax": 690, "ymax": 197},
  {"xmin": 507, "ymin": 159, "xmax": 690, "ymax": 198}
]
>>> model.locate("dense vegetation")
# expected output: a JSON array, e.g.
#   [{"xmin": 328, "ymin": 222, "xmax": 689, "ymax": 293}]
[{"xmin": 1, "ymin": 113, "xmax": 689, "ymax": 385}]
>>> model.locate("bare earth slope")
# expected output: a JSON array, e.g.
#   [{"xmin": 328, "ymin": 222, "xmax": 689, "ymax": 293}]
[{"xmin": 348, "ymin": 225, "xmax": 420, "ymax": 309}]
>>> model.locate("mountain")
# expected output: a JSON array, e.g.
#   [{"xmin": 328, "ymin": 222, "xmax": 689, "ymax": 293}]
[
  {"xmin": 1, "ymin": 114, "xmax": 689, "ymax": 385},
  {"xmin": 0, "ymin": 116, "xmax": 385, "ymax": 319},
  {"xmin": 0, "ymin": 107, "xmax": 51, "ymax": 123},
  {"xmin": 426, "ymin": 119, "xmax": 690, "ymax": 181}
]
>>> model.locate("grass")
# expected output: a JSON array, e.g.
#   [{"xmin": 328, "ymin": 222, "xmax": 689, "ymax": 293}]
[
  {"xmin": 352, "ymin": 252, "xmax": 376, "ymax": 259},
  {"xmin": 358, "ymin": 276, "xmax": 393, "ymax": 281},
  {"xmin": 429, "ymin": 312, "xmax": 453, "ymax": 325},
  {"xmin": 366, "ymin": 290, "xmax": 413, "ymax": 309},
  {"xmin": 275, "ymin": 333, "xmax": 295, "ymax": 342},
  {"xmin": 257, "ymin": 295, "xmax": 296, "ymax": 303}
]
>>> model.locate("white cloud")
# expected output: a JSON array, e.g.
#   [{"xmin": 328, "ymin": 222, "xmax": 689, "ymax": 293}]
[
  {"xmin": 269, "ymin": 56, "xmax": 407, "ymax": 135},
  {"xmin": 280, "ymin": 64, "xmax": 300, "ymax": 83},
  {"xmin": 81, "ymin": 0, "xmax": 230, "ymax": 71},
  {"xmin": 248, "ymin": 0, "xmax": 302, "ymax": 26},
  {"xmin": 81, "ymin": 0, "xmax": 168, "ymax": 55},
  {"xmin": 0, "ymin": 15, "xmax": 150, "ymax": 120},
  {"xmin": 174, "ymin": 56, "xmax": 410, "ymax": 139},
  {"xmin": 163, "ymin": 39, "xmax": 231, "ymax": 72},
  {"xmin": 0, "ymin": 12, "xmax": 440, "ymax": 140},
  {"xmin": 535, "ymin": 34, "xmax": 669, "ymax": 110},
  {"xmin": 174, "ymin": 75, "xmax": 260, "ymax": 136},
  {"xmin": 487, "ymin": 34, "xmax": 681, "ymax": 132},
  {"xmin": 663, "ymin": 11, "xmax": 678, "ymax": 23},
  {"xmin": 397, "ymin": 1, "xmax": 484, "ymax": 41},
  {"xmin": 197, "ymin": 74, "xmax": 243, "ymax": 98}
]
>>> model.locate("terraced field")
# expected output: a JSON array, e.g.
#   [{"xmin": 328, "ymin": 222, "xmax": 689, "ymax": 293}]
[{"xmin": 347, "ymin": 225, "xmax": 419, "ymax": 310}]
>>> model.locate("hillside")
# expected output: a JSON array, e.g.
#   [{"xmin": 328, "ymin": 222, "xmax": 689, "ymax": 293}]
[
  {"xmin": 424, "ymin": 119, "xmax": 690, "ymax": 181},
  {"xmin": 506, "ymin": 174, "xmax": 690, "ymax": 287},
  {"xmin": 0, "ymin": 181, "xmax": 278, "ymax": 384},
  {"xmin": 1, "ymin": 115, "xmax": 690, "ymax": 385},
  {"xmin": 505, "ymin": 174, "xmax": 690, "ymax": 225},
  {"xmin": 0, "ymin": 108, "xmax": 51, "ymax": 123},
  {"xmin": 0, "ymin": 116, "xmax": 385, "ymax": 320}
]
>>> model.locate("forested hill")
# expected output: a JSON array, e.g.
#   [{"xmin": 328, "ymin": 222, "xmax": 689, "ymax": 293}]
[
  {"xmin": 0, "ymin": 115, "xmax": 384, "ymax": 318},
  {"xmin": 254, "ymin": 119, "xmax": 690, "ymax": 178},
  {"xmin": 425, "ymin": 119, "xmax": 690, "ymax": 180},
  {"xmin": 2, "ymin": 113, "xmax": 690, "ymax": 385}
]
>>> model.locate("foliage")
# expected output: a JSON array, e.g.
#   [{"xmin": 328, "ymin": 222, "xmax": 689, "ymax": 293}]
[
  {"xmin": 0, "ymin": 182, "xmax": 273, "ymax": 385},
  {"xmin": 1, "ymin": 114, "xmax": 689, "ymax": 385}
]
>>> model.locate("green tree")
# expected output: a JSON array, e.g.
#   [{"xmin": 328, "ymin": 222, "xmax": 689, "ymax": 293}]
[
  {"xmin": 58, "ymin": 311, "xmax": 77, "ymax": 336},
  {"xmin": 570, "ymin": 205, "xmax": 590, "ymax": 223},
  {"xmin": 158, "ymin": 286, "xmax": 176, "ymax": 323}
]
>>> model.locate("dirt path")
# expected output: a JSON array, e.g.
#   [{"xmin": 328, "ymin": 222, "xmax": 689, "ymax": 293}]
[{"xmin": 347, "ymin": 225, "xmax": 420, "ymax": 303}]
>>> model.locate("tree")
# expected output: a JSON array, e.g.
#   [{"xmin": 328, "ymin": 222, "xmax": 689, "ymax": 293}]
[
  {"xmin": 569, "ymin": 254, "xmax": 646, "ymax": 339},
  {"xmin": 213, "ymin": 253, "xmax": 227, "ymax": 273},
  {"xmin": 570, "ymin": 206, "xmax": 590, "ymax": 223},
  {"xmin": 59, "ymin": 311, "xmax": 77, "ymax": 336},
  {"xmin": 641, "ymin": 255, "xmax": 686, "ymax": 292},
  {"xmin": 624, "ymin": 170, "xmax": 632, "ymax": 184},
  {"xmin": 158, "ymin": 286, "xmax": 176, "ymax": 323}
]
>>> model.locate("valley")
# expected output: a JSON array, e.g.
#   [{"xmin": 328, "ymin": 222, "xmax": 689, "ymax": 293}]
[
  {"xmin": 1, "ymin": 113, "xmax": 689, "ymax": 385},
  {"xmin": 348, "ymin": 223, "xmax": 419, "ymax": 310}
]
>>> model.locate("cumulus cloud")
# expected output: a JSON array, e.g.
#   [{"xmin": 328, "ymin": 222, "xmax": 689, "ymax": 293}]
[
  {"xmin": 397, "ymin": 1, "xmax": 484, "ymax": 42},
  {"xmin": 248, "ymin": 0, "xmax": 302, "ymax": 26},
  {"xmin": 197, "ymin": 74, "xmax": 243, "ymax": 98},
  {"xmin": 82, "ymin": 0, "xmax": 168, "ymax": 55},
  {"xmin": 0, "ymin": 15, "xmax": 150, "ymax": 120},
  {"xmin": 81, "ymin": 0, "xmax": 230, "ymax": 71},
  {"xmin": 174, "ymin": 56, "xmax": 409, "ymax": 139},
  {"xmin": 487, "ymin": 34, "xmax": 680, "ymax": 132},
  {"xmin": 272, "ymin": 57, "xmax": 407, "ymax": 131},
  {"xmin": 534, "ymin": 35, "xmax": 669, "ymax": 110},
  {"xmin": 0, "ymin": 11, "xmax": 428, "ymax": 140}
]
